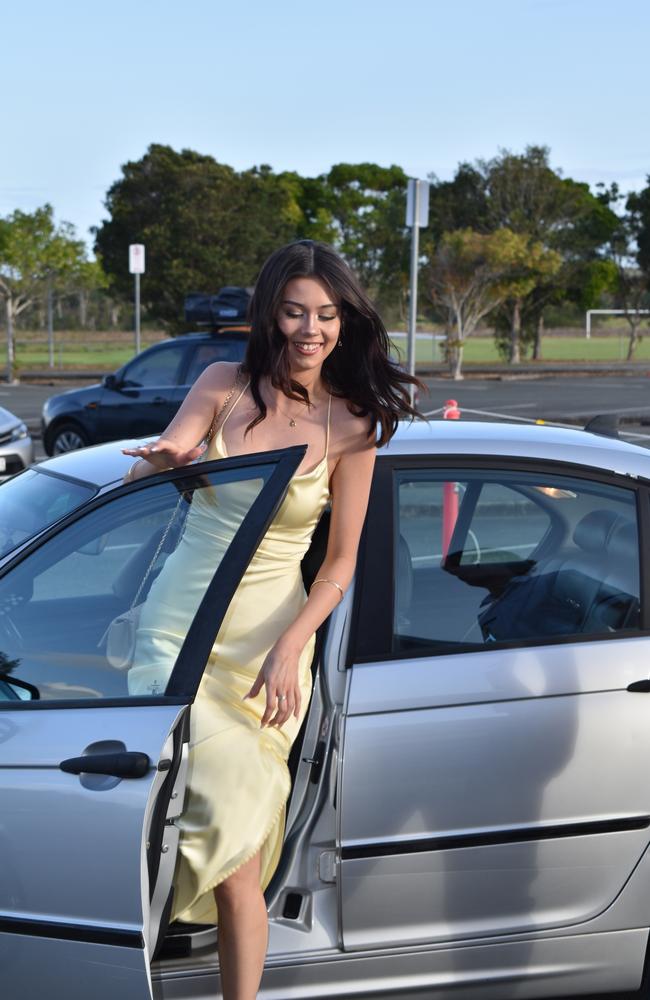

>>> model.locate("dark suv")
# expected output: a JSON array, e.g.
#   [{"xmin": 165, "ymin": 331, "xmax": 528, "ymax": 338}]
[{"xmin": 42, "ymin": 329, "xmax": 248, "ymax": 455}]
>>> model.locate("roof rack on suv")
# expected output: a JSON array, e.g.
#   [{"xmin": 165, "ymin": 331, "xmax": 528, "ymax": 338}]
[{"xmin": 185, "ymin": 286, "xmax": 253, "ymax": 330}]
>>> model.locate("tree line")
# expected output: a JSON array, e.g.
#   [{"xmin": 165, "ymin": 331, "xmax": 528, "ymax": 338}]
[{"xmin": 2, "ymin": 143, "xmax": 650, "ymax": 379}]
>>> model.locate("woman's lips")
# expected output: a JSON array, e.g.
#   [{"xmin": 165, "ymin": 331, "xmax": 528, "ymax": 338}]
[{"xmin": 293, "ymin": 341, "xmax": 323, "ymax": 356}]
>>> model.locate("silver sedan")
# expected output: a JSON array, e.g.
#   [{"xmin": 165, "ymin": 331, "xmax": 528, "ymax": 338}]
[
  {"xmin": 0, "ymin": 404, "xmax": 34, "ymax": 477},
  {"xmin": 1, "ymin": 419, "xmax": 650, "ymax": 999}
]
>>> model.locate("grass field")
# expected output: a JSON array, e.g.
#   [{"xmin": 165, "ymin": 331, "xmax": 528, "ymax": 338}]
[
  {"xmin": 389, "ymin": 333, "xmax": 650, "ymax": 365},
  {"xmin": 9, "ymin": 329, "xmax": 650, "ymax": 372},
  {"xmin": 13, "ymin": 331, "xmax": 167, "ymax": 371}
]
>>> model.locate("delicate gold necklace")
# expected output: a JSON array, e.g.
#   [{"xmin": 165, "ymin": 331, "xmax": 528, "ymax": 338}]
[{"xmin": 273, "ymin": 395, "xmax": 317, "ymax": 428}]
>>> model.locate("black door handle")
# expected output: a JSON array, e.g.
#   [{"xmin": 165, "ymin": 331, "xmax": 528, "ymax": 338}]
[
  {"xmin": 627, "ymin": 680, "xmax": 650, "ymax": 692},
  {"xmin": 60, "ymin": 751, "xmax": 150, "ymax": 778}
]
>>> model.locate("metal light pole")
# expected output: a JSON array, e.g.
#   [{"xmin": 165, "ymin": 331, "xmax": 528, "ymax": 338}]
[
  {"xmin": 5, "ymin": 300, "xmax": 14, "ymax": 384},
  {"xmin": 129, "ymin": 244, "xmax": 145, "ymax": 354},
  {"xmin": 47, "ymin": 275, "xmax": 54, "ymax": 369},
  {"xmin": 405, "ymin": 179, "xmax": 429, "ymax": 404}
]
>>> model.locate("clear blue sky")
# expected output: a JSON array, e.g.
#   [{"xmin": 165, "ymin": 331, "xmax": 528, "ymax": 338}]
[{"xmin": 3, "ymin": 0, "xmax": 650, "ymax": 247}]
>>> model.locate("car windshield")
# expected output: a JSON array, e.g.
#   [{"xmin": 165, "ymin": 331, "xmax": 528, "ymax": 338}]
[{"xmin": 0, "ymin": 469, "xmax": 95, "ymax": 560}]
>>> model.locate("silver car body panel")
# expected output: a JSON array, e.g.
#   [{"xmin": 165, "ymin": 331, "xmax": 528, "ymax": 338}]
[
  {"xmin": 341, "ymin": 642, "xmax": 650, "ymax": 949},
  {"xmin": 0, "ymin": 704, "xmax": 188, "ymax": 1000},
  {"xmin": 6, "ymin": 421, "xmax": 650, "ymax": 998},
  {"xmin": 153, "ymin": 930, "xmax": 647, "ymax": 999}
]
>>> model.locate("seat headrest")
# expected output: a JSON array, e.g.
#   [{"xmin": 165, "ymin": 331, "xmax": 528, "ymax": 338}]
[
  {"xmin": 607, "ymin": 519, "xmax": 638, "ymax": 559},
  {"xmin": 573, "ymin": 509, "xmax": 620, "ymax": 552}
]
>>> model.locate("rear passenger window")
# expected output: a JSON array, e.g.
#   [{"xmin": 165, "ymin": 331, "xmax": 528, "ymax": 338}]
[
  {"xmin": 394, "ymin": 469, "xmax": 641, "ymax": 654},
  {"xmin": 185, "ymin": 341, "xmax": 247, "ymax": 384},
  {"xmin": 123, "ymin": 344, "xmax": 184, "ymax": 387}
]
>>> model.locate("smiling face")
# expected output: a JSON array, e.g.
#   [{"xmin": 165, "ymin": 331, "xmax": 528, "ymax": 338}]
[{"xmin": 276, "ymin": 276, "xmax": 341, "ymax": 376}]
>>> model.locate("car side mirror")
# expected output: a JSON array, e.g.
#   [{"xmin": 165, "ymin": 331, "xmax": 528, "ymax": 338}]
[
  {"xmin": 102, "ymin": 373, "xmax": 118, "ymax": 390},
  {"xmin": 78, "ymin": 533, "xmax": 109, "ymax": 556}
]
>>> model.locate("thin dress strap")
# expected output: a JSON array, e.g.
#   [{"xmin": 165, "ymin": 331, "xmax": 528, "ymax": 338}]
[
  {"xmin": 324, "ymin": 393, "xmax": 332, "ymax": 460},
  {"xmin": 219, "ymin": 379, "xmax": 250, "ymax": 433}
]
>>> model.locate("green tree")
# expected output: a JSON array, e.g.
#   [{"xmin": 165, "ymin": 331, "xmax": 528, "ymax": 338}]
[
  {"xmin": 426, "ymin": 228, "xmax": 549, "ymax": 379},
  {"xmin": 323, "ymin": 163, "xmax": 410, "ymax": 309},
  {"xmin": 427, "ymin": 163, "xmax": 489, "ymax": 240},
  {"xmin": 600, "ymin": 184, "xmax": 650, "ymax": 360},
  {"xmin": 94, "ymin": 145, "xmax": 303, "ymax": 332},
  {"xmin": 0, "ymin": 204, "xmax": 87, "ymax": 379},
  {"xmin": 483, "ymin": 146, "xmax": 618, "ymax": 360},
  {"xmin": 66, "ymin": 258, "xmax": 109, "ymax": 328},
  {"xmin": 425, "ymin": 148, "xmax": 618, "ymax": 361}
]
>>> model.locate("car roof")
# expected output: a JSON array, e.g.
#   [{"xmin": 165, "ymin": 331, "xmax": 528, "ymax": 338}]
[
  {"xmin": 37, "ymin": 437, "xmax": 152, "ymax": 488},
  {"xmin": 35, "ymin": 419, "xmax": 650, "ymax": 491},
  {"xmin": 159, "ymin": 328, "xmax": 250, "ymax": 344},
  {"xmin": 387, "ymin": 419, "xmax": 650, "ymax": 479}
]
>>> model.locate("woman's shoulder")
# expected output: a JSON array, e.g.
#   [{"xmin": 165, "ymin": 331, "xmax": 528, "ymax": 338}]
[
  {"xmin": 198, "ymin": 360, "xmax": 243, "ymax": 390},
  {"xmin": 330, "ymin": 394, "xmax": 374, "ymax": 452}
]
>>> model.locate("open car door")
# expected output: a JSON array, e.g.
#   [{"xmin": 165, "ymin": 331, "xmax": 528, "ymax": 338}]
[{"xmin": 0, "ymin": 446, "xmax": 304, "ymax": 1000}]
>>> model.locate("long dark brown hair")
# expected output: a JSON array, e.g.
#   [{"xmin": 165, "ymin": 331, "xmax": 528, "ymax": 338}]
[{"xmin": 241, "ymin": 240, "xmax": 420, "ymax": 446}]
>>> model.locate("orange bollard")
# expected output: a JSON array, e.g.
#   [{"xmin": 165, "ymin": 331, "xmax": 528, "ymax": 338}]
[{"xmin": 442, "ymin": 399, "xmax": 460, "ymax": 558}]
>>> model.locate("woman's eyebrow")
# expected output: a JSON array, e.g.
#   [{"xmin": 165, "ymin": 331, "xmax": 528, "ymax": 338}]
[{"xmin": 282, "ymin": 298, "xmax": 338, "ymax": 310}]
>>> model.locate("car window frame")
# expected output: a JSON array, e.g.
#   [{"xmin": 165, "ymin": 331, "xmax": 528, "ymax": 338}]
[
  {"xmin": 0, "ymin": 446, "xmax": 306, "ymax": 710},
  {"xmin": 349, "ymin": 453, "xmax": 650, "ymax": 665}
]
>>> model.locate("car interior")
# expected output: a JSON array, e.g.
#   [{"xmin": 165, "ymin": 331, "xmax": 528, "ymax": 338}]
[{"xmin": 394, "ymin": 477, "xmax": 641, "ymax": 652}]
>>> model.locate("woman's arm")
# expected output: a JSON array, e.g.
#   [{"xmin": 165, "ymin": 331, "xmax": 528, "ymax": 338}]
[
  {"xmin": 247, "ymin": 421, "xmax": 376, "ymax": 728},
  {"xmin": 121, "ymin": 361, "xmax": 239, "ymax": 480}
]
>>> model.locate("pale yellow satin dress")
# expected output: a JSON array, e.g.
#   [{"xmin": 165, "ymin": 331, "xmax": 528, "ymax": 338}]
[{"xmin": 128, "ymin": 383, "xmax": 331, "ymax": 925}]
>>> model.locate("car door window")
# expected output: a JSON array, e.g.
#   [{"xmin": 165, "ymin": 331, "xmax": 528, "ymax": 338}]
[
  {"xmin": 123, "ymin": 344, "xmax": 184, "ymax": 387},
  {"xmin": 185, "ymin": 340, "xmax": 247, "ymax": 384},
  {"xmin": 0, "ymin": 464, "xmax": 271, "ymax": 701},
  {"xmin": 0, "ymin": 469, "xmax": 94, "ymax": 559},
  {"xmin": 394, "ymin": 469, "xmax": 640, "ymax": 653}
]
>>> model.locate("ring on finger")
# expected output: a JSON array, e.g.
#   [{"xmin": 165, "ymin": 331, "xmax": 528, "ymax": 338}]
[{"xmin": 277, "ymin": 693, "xmax": 286, "ymax": 702}]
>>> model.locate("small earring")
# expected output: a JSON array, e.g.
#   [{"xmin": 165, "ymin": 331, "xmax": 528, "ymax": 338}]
[{"xmin": 337, "ymin": 335, "xmax": 343, "ymax": 348}]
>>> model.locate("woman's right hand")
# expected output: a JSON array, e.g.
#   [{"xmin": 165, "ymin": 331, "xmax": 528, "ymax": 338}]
[{"xmin": 122, "ymin": 438, "xmax": 206, "ymax": 471}]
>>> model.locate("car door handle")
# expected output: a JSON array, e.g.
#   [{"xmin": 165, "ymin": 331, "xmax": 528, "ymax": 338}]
[
  {"xmin": 627, "ymin": 680, "xmax": 650, "ymax": 692},
  {"xmin": 60, "ymin": 751, "xmax": 151, "ymax": 778},
  {"xmin": 152, "ymin": 396, "xmax": 166, "ymax": 404}
]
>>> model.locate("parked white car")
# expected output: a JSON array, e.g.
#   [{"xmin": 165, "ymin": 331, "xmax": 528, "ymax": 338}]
[{"xmin": 0, "ymin": 404, "xmax": 33, "ymax": 477}]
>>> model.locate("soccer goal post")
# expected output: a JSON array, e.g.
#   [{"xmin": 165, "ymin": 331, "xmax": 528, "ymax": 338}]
[{"xmin": 585, "ymin": 309, "xmax": 650, "ymax": 338}]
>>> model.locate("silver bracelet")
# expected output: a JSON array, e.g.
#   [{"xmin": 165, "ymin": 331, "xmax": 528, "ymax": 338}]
[
  {"xmin": 310, "ymin": 577, "xmax": 344, "ymax": 602},
  {"xmin": 124, "ymin": 458, "xmax": 146, "ymax": 484}
]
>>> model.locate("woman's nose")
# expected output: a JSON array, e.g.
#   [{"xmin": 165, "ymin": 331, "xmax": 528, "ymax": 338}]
[{"xmin": 302, "ymin": 313, "xmax": 317, "ymax": 333}]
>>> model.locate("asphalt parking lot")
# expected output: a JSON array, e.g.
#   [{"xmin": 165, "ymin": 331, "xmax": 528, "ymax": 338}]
[{"xmin": 3, "ymin": 374, "xmax": 650, "ymax": 464}]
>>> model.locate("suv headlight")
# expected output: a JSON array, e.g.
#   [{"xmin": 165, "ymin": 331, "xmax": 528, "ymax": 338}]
[{"xmin": 9, "ymin": 423, "xmax": 28, "ymax": 442}]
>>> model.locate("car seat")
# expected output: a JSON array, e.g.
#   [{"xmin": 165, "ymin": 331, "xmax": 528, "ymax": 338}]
[{"xmin": 479, "ymin": 509, "xmax": 640, "ymax": 642}]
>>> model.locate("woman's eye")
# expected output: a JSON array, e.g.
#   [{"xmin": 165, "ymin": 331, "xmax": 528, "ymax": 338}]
[
  {"xmin": 286, "ymin": 311, "xmax": 302, "ymax": 319},
  {"xmin": 319, "ymin": 315, "xmax": 337, "ymax": 322}
]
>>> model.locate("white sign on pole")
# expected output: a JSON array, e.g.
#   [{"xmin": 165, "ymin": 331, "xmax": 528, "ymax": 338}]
[
  {"xmin": 406, "ymin": 179, "xmax": 430, "ymax": 228},
  {"xmin": 129, "ymin": 244, "xmax": 146, "ymax": 274}
]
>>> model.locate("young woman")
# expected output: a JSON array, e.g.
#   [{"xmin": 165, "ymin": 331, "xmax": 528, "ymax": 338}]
[{"xmin": 122, "ymin": 240, "xmax": 418, "ymax": 1000}]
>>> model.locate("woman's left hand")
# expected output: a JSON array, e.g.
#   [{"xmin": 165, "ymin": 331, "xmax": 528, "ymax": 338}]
[{"xmin": 245, "ymin": 638, "xmax": 302, "ymax": 728}]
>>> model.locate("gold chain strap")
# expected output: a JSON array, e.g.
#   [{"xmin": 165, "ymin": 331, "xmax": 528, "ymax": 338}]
[
  {"xmin": 204, "ymin": 366, "xmax": 242, "ymax": 444},
  {"xmin": 130, "ymin": 494, "xmax": 184, "ymax": 610}
]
